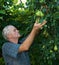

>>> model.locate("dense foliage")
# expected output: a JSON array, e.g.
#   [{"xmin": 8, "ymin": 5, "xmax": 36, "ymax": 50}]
[{"xmin": 0, "ymin": 0, "xmax": 59, "ymax": 65}]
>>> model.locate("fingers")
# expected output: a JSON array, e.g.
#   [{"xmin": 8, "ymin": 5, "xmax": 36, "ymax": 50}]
[
  {"xmin": 41, "ymin": 20, "xmax": 47, "ymax": 26},
  {"xmin": 34, "ymin": 19, "xmax": 47, "ymax": 30}
]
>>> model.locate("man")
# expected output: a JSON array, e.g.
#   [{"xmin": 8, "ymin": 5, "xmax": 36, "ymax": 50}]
[{"xmin": 2, "ymin": 20, "xmax": 47, "ymax": 65}]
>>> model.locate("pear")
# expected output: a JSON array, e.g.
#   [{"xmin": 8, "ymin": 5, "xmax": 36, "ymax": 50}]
[
  {"xmin": 35, "ymin": 10, "xmax": 44, "ymax": 17},
  {"xmin": 54, "ymin": 45, "xmax": 58, "ymax": 51}
]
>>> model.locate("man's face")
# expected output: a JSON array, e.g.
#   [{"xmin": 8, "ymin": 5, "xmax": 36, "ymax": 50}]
[{"xmin": 7, "ymin": 26, "xmax": 21, "ymax": 39}]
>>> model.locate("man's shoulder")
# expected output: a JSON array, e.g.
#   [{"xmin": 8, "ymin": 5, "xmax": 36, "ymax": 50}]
[
  {"xmin": 2, "ymin": 42, "xmax": 9, "ymax": 48},
  {"xmin": 2, "ymin": 42, "xmax": 13, "ymax": 49}
]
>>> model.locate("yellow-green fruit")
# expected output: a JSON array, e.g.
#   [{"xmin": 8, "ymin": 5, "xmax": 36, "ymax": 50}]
[
  {"xmin": 42, "ymin": 45, "xmax": 45, "ymax": 48},
  {"xmin": 36, "ymin": 10, "xmax": 44, "ymax": 17},
  {"xmin": 54, "ymin": 45, "xmax": 58, "ymax": 51},
  {"xmin": 40, "ymin": 0, "xmax": 44, "ymax": 3},
  {"xmin": 50, "ymin": 50, "xmax": 53, "ymax": 53}
]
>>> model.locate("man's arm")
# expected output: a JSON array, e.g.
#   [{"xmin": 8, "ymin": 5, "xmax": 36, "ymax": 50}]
[{"xmin": 19, "ymin": 20, "xmax": 47, "ymax": 52}]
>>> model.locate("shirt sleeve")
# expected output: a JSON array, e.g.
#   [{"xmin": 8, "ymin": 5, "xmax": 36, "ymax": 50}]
[{"xmin": 6, "ymin": 43, "xmax": 20, "ymax": 58}]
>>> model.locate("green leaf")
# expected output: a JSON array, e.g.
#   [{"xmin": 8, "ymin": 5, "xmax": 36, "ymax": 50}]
[
  {"xmin": 0, "ymin": 10, "xmax": 5, "ymax": 14},
  {"xmin": 53, "ymin": 12, "xmax": 59, "ymax": 19}
]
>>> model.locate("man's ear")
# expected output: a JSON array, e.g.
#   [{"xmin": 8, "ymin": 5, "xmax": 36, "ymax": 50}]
[{"xmin": 7, "ymin": 33, "xmax": 12, "ymax": 39}]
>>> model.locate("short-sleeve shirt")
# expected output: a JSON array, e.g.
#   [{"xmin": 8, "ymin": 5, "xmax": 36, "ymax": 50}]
[{"xmin": 2, "ymin": 39, "xmax": 31, "ymax": 65}]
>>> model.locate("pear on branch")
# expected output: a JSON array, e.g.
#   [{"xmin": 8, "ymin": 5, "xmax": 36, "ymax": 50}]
[
  {"xmin": 35, "ymin": 10, "xmax": 44, "ymax": 17},
  {"xmin": 35, "ymin": 10, "xmax": 44, "ymax": 23}
]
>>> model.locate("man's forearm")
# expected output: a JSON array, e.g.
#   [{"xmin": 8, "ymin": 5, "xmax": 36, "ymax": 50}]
[{"xmin": 20, "ymin": 28, "xmax": 38, "ymax": 51}]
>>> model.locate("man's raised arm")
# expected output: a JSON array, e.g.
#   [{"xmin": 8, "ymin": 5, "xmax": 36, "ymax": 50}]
[{"xmin": 19, "ymin": 20, "xmax": 47, "ymax": 52}]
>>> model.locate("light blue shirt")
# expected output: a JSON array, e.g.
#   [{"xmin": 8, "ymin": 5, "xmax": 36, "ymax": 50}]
[{"xmin": 2, "ymin": 39, "xmax": 31, "ymax": 65}]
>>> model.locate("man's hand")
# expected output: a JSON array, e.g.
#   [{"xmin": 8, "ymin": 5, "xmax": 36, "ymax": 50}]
[{"xmin": 33, "ymin": 20, "xmax": 47, "ymax": 31}]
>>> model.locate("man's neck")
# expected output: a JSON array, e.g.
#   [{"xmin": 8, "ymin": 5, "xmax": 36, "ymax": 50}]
[{"xmin": 8, "ymin": 38, "xmax": 18, "ymax": 44}]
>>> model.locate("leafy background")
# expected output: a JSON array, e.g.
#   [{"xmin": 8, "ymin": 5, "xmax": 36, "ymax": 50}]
[{"xmin": 0, "ymin": 0, "xmax": 59, "ymax": 65}]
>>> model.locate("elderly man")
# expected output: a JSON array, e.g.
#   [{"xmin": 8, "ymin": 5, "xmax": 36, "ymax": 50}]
[{"xmin": 2, "ymin": 20, "xmax": 47, "ymax": 65}]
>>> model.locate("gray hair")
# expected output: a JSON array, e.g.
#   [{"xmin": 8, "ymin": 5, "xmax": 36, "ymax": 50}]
[{"xmin": 2, "ymin": 25, "xmax": 14, "ymax": 40}]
